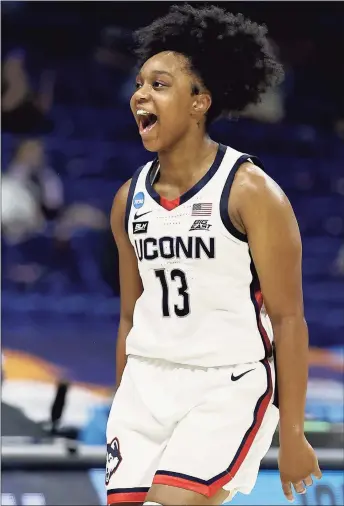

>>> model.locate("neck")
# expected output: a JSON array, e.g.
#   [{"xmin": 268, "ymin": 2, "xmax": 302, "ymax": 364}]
[{"xmin": 157, "ymin": 131, "xmax": 218, "ymax": 187}]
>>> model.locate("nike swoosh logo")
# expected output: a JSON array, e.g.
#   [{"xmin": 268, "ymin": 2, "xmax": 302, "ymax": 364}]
[
  {"xmin": 231, "ymin": 368, "xmax": 255, "ymax": 381},
  {"xmin": 134, "ymin": 211, "xmax": 152, "ymax": 220}
]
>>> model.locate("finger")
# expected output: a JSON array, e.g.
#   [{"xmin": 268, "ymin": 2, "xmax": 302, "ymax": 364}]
[
  {"xmin": 304, "ymin": 476, "xmax": 313, "ymax": 487},
  {"xmin": 293, "ymin": 481, "xmax": 306, "ymax": 495},
  {"xmin": 313, "ymin": 463, "xmax": 322, "ymax": 480},
  {"xmin": 282, "ymin": 482, "xmax": 294, "ymax": 502}
]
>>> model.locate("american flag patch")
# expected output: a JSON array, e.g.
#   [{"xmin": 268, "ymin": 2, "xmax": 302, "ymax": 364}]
[{"xmin": 192, "ymin": 203, "xmax": 212, "ymax": 216}]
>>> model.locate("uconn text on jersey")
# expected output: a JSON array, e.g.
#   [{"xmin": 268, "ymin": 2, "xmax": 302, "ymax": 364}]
[{"xmin": 134, "ymin": 236, "xmax": 215, "ymax": 261}]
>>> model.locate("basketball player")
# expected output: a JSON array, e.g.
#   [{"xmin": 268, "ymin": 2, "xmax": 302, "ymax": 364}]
[{"xmin": 107, "ymin": 5, "xmax": 321, "ymax": 506}]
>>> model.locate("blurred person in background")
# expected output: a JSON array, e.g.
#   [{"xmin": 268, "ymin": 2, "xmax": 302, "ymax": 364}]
[
  {"xmin": 2, "ymin": 139, "xmax": 108, "ymax": 290},
  {"xmin": 2, "ymin": 48, "xmax": 55, "ymax": 134},
  {"xmin": 5, "ymin": 139, "xmax": 64, "ymax": 225},
  {"xmin": 2, "ymin": 139, "xmax": 64, "ymax": 284}
]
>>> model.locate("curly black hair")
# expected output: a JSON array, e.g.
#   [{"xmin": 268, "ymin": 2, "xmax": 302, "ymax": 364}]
[{"xmin": 134, "ymin": 4, "xmax": 284, "ymax": 125}]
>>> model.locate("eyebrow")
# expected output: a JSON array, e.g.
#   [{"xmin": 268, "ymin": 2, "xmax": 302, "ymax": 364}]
[{"xmin": 137, "ymin": 70, "xmax": 174, "ymax": 79}]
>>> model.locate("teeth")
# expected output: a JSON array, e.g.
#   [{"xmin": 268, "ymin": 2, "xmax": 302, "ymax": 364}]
[{"xmin": 137, "ymin": 109, "xmax": 150, "ymax": 116}]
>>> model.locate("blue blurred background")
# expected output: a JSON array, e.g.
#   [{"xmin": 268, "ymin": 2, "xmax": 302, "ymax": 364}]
[{"xmin": 1, "ymin": 3, "xmax": 343, "ymax": 502}]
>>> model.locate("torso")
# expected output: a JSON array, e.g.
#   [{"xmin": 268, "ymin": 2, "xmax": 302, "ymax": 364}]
[{"xmin": 124, "ymin": 143, "xmax": 273, "ymax": 367}]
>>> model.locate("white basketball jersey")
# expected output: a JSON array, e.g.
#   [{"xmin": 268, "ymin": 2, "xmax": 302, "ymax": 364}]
[{"xmin": 125, "ymin": 144, "xmax": 273, "ymax": 367}]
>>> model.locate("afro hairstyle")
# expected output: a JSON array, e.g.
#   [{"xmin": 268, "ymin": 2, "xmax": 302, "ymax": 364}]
[{"xmin": 134, "ymin": 3, "xmax": 284, "ymax": 125}]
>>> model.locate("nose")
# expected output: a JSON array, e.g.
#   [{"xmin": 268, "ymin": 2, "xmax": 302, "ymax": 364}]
[{"xmin": 134, "ymin": 83, "xmax": 151, "ymax": 103}]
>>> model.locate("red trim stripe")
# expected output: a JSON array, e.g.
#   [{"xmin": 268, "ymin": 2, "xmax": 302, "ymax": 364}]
[
  {"xmin": 107, "ymin": 491, "xmax": 147, "ymax": 504},
  {"xmin": 255, "ymin": 289, "xmax": 272, "ymax": 357},
  {"xmin": 249, "ymin": 254, "xmax": 272, "ymax": 358},
  {"xmin": 160, "ymin": 196, "xmax": 180, "ymax": 210}
]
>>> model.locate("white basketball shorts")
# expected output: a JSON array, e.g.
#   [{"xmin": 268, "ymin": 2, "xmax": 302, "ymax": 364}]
[{"xmin": 106, "ymin": 355, "xmax": 279, "ymax": 504}]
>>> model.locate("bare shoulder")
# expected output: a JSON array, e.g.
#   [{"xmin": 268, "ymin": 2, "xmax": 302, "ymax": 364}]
[
  {"xmin": 234, "ymin": 162, "xmax": 287, "ymax": 205},
  {"xmin": 229, "ymin": 162, "xmax": 296, "ymax": 235},
  {"xmin": 110, "ymin": 179, "xmax": 132, "ymax": 239},
  {"xmin": 231, "ymin": 161, "xmax": 292, "ymax": 216}
]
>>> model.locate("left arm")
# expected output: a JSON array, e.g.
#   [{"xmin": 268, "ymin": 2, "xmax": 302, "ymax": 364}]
[{"xmin": 231, "ymin": 163, "xmax": 321, "ymax": 501}]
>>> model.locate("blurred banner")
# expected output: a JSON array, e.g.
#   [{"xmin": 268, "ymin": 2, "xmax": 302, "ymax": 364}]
[
  {"xmin": 2, "ymin": 445, "xmax": 343, "ymax": 505},
  {"xmin": 2, "ymin": 469, "xmax": 343, "ymax": 506}
]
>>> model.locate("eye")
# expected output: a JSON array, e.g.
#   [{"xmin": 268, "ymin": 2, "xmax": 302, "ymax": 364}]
[
  {"xmin": 152, "ymin": 81, "xmax": 165, "ymax": 89},
  {"xmin": 134, "ymin": 81, "xmax": 167, "ymax": 92}
]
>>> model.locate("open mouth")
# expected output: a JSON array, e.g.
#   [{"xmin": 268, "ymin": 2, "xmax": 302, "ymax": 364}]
[{"xmin": 138, "ymin": 112, "xmax": 158, "ymax": 134}]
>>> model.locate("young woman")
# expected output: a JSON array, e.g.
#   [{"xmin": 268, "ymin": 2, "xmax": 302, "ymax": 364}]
[{"xmin": 107, "ymin": 5, "xmax": 321, "ymax": 506}]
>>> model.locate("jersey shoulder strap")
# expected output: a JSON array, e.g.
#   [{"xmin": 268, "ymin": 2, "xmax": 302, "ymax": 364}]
[
  {"xmin": 124, "ymin": 160, "xmax": 155, "ymax": 233},
  {"xmin": 219, "ymin": 147, "xmax": 265, "ymax": 242}
]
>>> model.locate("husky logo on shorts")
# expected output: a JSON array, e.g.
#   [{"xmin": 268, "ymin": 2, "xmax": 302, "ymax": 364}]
[{"xmin": 105, "ymin": 437, "xmax": 122, "ymax": 485}]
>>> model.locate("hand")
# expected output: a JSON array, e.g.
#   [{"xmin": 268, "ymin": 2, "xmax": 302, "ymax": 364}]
[{"xmin": 278, "ymin": 434, "xmax": 322, "ymax": 502}]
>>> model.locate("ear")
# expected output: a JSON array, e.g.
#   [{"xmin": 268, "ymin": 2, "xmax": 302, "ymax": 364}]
[{"xmin": 192, "ymin": 92, "xmax": 212, "ymax": 119}]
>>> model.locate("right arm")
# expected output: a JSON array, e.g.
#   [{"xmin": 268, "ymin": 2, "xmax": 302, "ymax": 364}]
[{"xmin": 110, "ymin": 181, "xmax": 143, "ymax": 389}]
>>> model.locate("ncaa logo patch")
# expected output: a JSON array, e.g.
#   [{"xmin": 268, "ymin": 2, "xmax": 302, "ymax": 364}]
[
  {"xmin": 105, "ymin": 437, "xmax": 122, "ymax": 486},
  {"xmin": 133, "ymin": 192, "xmax": 145, "ymax": 209}
]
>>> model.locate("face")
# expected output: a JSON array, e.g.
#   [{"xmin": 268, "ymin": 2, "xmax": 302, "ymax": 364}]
[{"xmin": 130, "ymin": 51, "xmax": 210, "ymax": 152}]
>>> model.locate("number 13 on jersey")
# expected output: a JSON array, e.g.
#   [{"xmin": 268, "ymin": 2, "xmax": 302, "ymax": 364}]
[{"xmin": 155, "ymin": 269, "xmax": 190, "ymax": 317}]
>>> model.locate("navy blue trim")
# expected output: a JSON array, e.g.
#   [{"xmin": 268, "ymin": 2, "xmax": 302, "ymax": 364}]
[
  {"xmin": 156, "ymin": 359, "xmax": 272, "ymax": 487},
  {"xmin": 249, "ymin": 251, "xmax": 273, "ymax": 359},
  {"xmin": 155, "ymin": 470, "xmax": 207, "ymax": 485},
  {"xmin": 220, "ymin": 154, "xmax": 264, "ymax": 242},
  {"xmin": 145, "ymin": 144, "xmax": 227, "ymax": 209},
  {"xmin": 124, "ymin": 164, "xmax": 147, "ymax": 234},
  {"xmin": 107, "ymin": 487, "xmax": 149, "ymax": 495}
]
